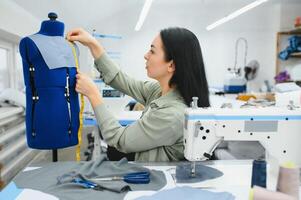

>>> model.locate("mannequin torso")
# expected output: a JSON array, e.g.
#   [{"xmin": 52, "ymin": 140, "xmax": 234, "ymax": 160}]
[{"xmin": 19, "ymin": 13, "xmax": 80, "ymax": 150}]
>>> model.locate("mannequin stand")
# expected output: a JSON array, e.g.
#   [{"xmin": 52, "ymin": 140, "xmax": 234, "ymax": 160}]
[{"xmin": 52, "ymin": 149, "xmax": 58, "ymax": 162}]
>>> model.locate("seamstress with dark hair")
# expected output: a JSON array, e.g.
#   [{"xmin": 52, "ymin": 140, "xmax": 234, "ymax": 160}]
[{"xmin": 66, "ymin": 27, "xmax": 210, "ymax": 162}]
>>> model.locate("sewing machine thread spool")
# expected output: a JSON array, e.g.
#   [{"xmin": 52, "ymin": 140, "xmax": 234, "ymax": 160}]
[
  {"xmin": 276, "ymin": 162, "xmax": 300, "ymax": 199},
  {"xmin": 251, "ymin": 186, "xmax": 295, "ymax": 200},
  {"xmin": 251, "ymin": 159, "xmax": 267, "ymax": 188}
]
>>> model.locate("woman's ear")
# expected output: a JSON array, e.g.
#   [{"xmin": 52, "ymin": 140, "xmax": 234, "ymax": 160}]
[{"xmin": 168, "ymin": 60, "xmax": 175, "ymax": 73}]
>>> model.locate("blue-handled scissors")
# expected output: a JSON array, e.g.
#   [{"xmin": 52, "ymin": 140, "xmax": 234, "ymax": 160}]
[{"xmin": 91, "ymin": 171, "xmax": 150, "ymax": 184}]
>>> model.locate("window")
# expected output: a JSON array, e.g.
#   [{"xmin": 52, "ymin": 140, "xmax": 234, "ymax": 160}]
[
  {"xmin": 0, "ymin": 47, "xmax": 9, "ymax": 91},
  {"xmin": 0, "ymin": 39, "xmax": 24, "ymax": 92},
  {"xmin": 15, "ymin": 50, "xmax": 25, "ymax": 91}
]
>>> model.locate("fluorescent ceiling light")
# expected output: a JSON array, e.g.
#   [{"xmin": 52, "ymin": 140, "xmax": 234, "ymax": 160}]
[
  {"xmin": 206, "ymin": 0, "xmax": 269, "ymax": 31},
  {"xmin": 135, "ymin": 0, "xmax": 153, "ymax": 31}
]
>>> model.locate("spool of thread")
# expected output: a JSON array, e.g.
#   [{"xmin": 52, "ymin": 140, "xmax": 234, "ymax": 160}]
[
  {"xmin": 250, "ymin": 186, "xmax": 295, "ymax": 200},
  {"xmin": 251, "ymin": 159, "xmax": 267, "ymax": 188},
  {"xmin": 276, "ymin": 162, "xmax": 300, "ymax": 199}
]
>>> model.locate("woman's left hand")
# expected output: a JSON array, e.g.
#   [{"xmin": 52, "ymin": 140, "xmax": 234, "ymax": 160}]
[{"xmin": 76, "ymin": 71, "xmax": 103, "ymax": 107}]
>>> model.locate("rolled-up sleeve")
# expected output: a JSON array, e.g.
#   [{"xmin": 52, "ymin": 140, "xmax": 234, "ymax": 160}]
[{"xmin": 93, "ymin": 103, "xmax": 183, "ymax": 153}]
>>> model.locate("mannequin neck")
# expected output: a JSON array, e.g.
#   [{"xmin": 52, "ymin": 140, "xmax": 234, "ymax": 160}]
[{"xmin": 38, "ymin": 20, "xmax": 64, "ymax": 36}]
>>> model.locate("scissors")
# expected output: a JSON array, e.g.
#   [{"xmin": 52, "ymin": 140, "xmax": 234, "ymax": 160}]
[
  {"xmin": 57, "ymin": 172, "xmax": 129, "ymax": 192},
  {"xmin": 91, "ymin": 171, "xmax": 150, "ymax": 184}
]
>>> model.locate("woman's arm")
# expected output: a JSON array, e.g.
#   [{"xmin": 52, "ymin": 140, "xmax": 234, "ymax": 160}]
[
  {"xmin": 66, "ymin": 28, "xmax": 104, "ymax": 59},
  {"xmin": 67, "ymin": 28, "xmax": 158, "ymax": 105},
  {"xmin": 75, "ymin": 71, "xmax": 103, "ymax": 108},
  {"xmin": 94, "ymin": 53, "xmax": 159, "ymax": 105}
]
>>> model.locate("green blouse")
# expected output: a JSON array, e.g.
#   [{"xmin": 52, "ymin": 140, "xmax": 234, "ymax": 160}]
[{"xmin": 93, "ymin": 53, "xmax": 187, "ymax": 162}]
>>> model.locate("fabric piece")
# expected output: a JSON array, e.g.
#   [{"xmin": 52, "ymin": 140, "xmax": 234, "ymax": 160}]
[
  {"xmin": 279, "ymin": 36, "xmax": 301, "ymax": 60},
  {"xmin": 274, "ymin": 70, "xmax": 291, "ymax": 83},
  {"xmin": 14, "ymin": 155, "xmax": 166, "ymax": 200},
  {"xmin": 253, "ymin": 186, "xmax": 295, "ymax": 200},
  {"xmin": 28, "ymin": 34, "xmax": 79, "ymax": 69},
  {"xmin": 175, "ymin": 163, "xmax": 223, "ymax": 183},
  {"xmin": 135, "ymin": 186, "xmax": 235, "ymax": 200},
  {"xmin": 0, "ymin": 182, "xmax": 23, "ymax": 200},
  {"xmin": 93, "ymin": 53, "xmax": 187, "ymax": 162}
]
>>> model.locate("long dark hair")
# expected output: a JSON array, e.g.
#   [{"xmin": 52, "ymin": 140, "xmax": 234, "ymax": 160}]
[{"xmin": 160, "ymin": 27, "xmax": 210, "ymax": 107}]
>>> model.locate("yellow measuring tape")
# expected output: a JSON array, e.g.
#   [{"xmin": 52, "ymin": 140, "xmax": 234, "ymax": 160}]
[{"xmin": 68, "ymin": 41, "xmax": 84, "ymax": 161}]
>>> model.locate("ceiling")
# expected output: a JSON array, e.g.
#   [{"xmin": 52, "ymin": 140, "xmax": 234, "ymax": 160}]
[
  {"xmin": 12, "ymin": 0, "xmax": 140, "ymax": 28},
  {"xmin": 11, "ymin": 0, "xmax": 299, "ymax": 34}
]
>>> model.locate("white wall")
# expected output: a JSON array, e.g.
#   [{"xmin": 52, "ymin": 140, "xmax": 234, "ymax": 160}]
[
  {"xmin": 0, "ymin": 0, "xmax": 40, "ymax": 42},
  {"xmin": 280, "ymin": 1, "xmax": 301, "ymax": 30}
]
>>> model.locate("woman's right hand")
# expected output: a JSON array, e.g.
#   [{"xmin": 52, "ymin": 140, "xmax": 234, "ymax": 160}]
[{"xmin": 66, "ymin": 28, "xmax": 104, "ymax": 59}]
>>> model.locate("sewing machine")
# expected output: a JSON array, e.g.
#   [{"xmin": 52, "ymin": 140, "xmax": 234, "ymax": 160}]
[{"xmin": 184, "ymin": 98, "xmax": 301, "ymax": 175}]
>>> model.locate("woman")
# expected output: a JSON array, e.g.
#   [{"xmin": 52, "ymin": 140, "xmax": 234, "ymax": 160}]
[{"xmin": 66, "ymin": 27, "xmax": 210, "ymax": 162}]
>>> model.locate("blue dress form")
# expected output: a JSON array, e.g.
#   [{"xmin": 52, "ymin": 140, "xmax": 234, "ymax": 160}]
[{"xmin": 19, "ymin": 13, "xmax": 79, "ymax": 150}]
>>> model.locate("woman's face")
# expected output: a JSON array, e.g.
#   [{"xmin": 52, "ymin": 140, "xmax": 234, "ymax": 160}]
[{"xmin": 144, "ymin": 34, "xmax": 174, "ymax": 81}]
